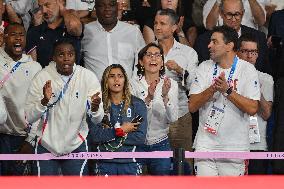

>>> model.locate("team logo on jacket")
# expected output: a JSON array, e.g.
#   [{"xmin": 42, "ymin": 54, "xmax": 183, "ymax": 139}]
[
  {"xmin": 127, "ymin": 108, "xmax": 131, "ymax": 117},
  {"xmin": 194, "ymin": 76, "xmax": 198, "ymax": 83},
  {"xmin": 254, "ymin": 81, "xmax": 258, "ymax": 88}
]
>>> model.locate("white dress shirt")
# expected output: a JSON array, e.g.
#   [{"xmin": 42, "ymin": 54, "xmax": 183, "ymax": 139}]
[
  {"xmin": 131, "ymin": 76, "xmax": 179, "ymax": 145},
  {"xmin": 82, "ymin": 20, "xmax": 145, "ymax": 81},
  {"xmin": 163, "ymin": 40, "xmax": 198, "ymax": 118}
]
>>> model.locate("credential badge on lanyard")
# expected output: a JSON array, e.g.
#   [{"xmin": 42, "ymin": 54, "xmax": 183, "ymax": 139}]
[
  {"xmin": 249, "ymin": 116, "xmax": 260, "ymax": 143},
  {"xmin": 204, "ymin": 56, "xmax": 238, "ymax": 135}
]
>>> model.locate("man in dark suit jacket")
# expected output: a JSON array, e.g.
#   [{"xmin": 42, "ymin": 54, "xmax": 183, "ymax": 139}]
[{"xmin": 194, "ymin": 0, "xmax": 270, "ymax": 74}]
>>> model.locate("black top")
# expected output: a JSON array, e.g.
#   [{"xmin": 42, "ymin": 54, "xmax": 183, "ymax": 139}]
[
  {"xmin": 26, "ymin": 21, "xmax": 83, "ymax": 68},
  {"xmin": 268, "ymin": 9, "xmax": 284, "ymax": 40}
]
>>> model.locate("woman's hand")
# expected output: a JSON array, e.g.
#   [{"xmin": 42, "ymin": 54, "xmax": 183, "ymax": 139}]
[{"xmin": 121, "ymin": 122, "xmax": 139, "ymax": 133}]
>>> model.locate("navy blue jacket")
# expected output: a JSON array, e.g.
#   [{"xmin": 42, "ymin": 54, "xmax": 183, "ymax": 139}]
[{"xmin": 88, "ymin": 95, "xmax": 147, "ymax": 163}]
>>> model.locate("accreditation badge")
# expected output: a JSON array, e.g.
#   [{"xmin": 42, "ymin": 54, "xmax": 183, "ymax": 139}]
[
  {"xmin": 249, "ymin": 116, "xmax": 260, "ymax": 143},
  {"xmin": 204, "ymin": 103, "xmax": 225, "ymax": 135}
]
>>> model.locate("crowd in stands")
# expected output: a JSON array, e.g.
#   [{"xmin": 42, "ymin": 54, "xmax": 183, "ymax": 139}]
[{"xmin": 0, "ymin": 0, "xmax": 284, "ymax": 176}]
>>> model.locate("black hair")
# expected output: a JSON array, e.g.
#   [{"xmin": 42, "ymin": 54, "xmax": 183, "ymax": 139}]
[
  {"xmin": 212, "ymin": 25, "xmax": 238, "ymax": 51},
  {"xmin": 156, "ymin": 0, "xmax": 184, "ymax": 16},
  {"xmin": 137, "ymin": 42, "xmax": 165, "ymax": 77},
  {"xmin": 156, "ymin": 8, "xmax": 179, "ymax": 25},
  {"xmin": 52, "ymin": 38, "xmax": 77, "ymax": 61},
  {"xmin": 238, "ymin": 33, "xmax": 259, "ymax": 51},
  {"xmin": 4, "ymin": 22, "xmax": 25, "ymax": 35}
]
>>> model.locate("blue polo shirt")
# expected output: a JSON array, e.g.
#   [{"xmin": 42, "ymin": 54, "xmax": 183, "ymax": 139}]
[{"xmin": 26, "ymin": 21, "xmax": 83, "ymax": 68}]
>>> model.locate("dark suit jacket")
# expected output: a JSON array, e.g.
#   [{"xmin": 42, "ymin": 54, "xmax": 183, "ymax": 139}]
[
  {"xmin": 267, "ymin": 10, "xmax": 284, "ymax": 79},
  {"xmin": 193, "ymin": 25, "xmax": 270, "ymax": 74},
  {"xmin": 268, "ymin": 9, "xmax": 284, "ymax": 40}
]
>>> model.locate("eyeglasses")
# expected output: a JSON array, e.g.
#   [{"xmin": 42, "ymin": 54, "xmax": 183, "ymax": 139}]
[
  {"xmin": 144, "ymin": 52, "xmax": 163, "ymax": 59},
  {"xmin": 222, "ymin": 11, "xmax": 243, "ymax": 20},
  {"xmin": 239, "ymin": 49, "xmax": 258, "ymax": 56}
]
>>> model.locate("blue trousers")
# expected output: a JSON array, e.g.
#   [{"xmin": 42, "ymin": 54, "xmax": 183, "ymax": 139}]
[
  {"xmin": 139, "ymin": 138, "xmax": 171, "ymax": 175},
  {"xmin": 0, "ymin": 133, "xmax": 27, "ymax": 175},
  {"xmin": 95, "ymin": 162, "xmax": 142, "ymax": 175},
  {"xmin": 35, "ymin": 142, "xmax": 88, "ymax": 176}
]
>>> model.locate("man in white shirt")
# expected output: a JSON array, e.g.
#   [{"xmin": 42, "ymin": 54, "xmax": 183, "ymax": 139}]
[
  {"xmin": 189, "ymin": 25, "xmax": 260, "ymax": 176},
  {"xmin": 237, "ymin": 33, "xmax": 273, "ymax": 174},
  {"xmin": 82, "ymin": 0, "xmax": 145, "ymax": 81},
  {"xmin": 203, "ymin": 0, "xmax": 266, "ymax": 30},
  {"xmin": 0, "ymin": 23, "xmax": 42, "ymax": 175},
  {"xmin": 153, "ymin": 9, "xmax": 198, "ymax": 136}
]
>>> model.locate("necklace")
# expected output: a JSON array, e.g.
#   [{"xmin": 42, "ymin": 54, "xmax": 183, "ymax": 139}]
[{"xmin": 103, "ymin": 101, "xmax": 128, "ymax": 152}]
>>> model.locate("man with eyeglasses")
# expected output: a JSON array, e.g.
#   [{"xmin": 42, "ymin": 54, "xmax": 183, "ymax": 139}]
[
  {"xmin": 237, "ymin": 33, "xmax": 273, "ymax": 175},
  {"xmin": 153, "ymin": 9, "xmax": 198, "ymax": 157},
  {"xmin": 203, "ymin": 0, "xmax": 266, "ymax": 30},
  {"xmin": 194, "ymin": 0, "xmax": 269, "ymax": 74}
]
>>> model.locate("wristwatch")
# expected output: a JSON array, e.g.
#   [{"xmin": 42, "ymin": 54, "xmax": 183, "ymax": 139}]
[{"xmin": 223, "ymin": 86, "xmax": 233, "ymax": 97}]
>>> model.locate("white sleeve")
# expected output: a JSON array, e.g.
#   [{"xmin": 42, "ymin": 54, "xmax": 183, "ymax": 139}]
[
  {"xmin": 25, "ymin": 120, "xmax": 40, "ymax": 146},
  {"xmin": 0, "ymin": 93, "xmax": 7, "ymax": 125},
  {"xmin": 256, "ymin": 0, "xmax": 267, "ymax": 20},
  {"xmin": 185, "ymin": 49, "xmax": 199, "ymax": 91},
  {"xmin": 261, "ymin": 74, "xmax": 274, "ymax": 102},
  {"xmin": 243, "ymin": 66, "xmax": 261, "ymax": 101},
  {"xmin": 87, "ymin": 72, "xmax": 104, "ymax": 124},
  {"xmin": 25, "ymin": 75, "xmax": 47, "ymax": 124},
  {"xmin": 203, "ymin": 0, "xmax": 217, "ymax": 28},
  {"xmin": 189, "ymin": 63, "xmax": 210, "ymax": 95},
  {"xmin": 66, "ymin": 0, "xmax": 90, "ymax": 10},
  {"xmin": 165, "ymin": 79, "xmax": 179, "ymax": 123}
]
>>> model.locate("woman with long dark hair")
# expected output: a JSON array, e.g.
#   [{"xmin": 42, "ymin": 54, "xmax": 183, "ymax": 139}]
[{"xmin": 89, "ymin": 64, "xmax": 147, "ymax": 175}]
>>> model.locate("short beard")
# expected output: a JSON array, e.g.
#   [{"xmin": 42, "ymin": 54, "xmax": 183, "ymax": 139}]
[{"xmin": 44, "ymin": 14, "xmax": 58, "ymax": 24}]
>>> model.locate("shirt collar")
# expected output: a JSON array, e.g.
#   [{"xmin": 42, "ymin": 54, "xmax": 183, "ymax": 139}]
[
  {"xmin": 172, "ymin": 39, "xmax": 181, "ymax": 50},
  {"xmin": 96, "ymin": 20, "xmax": 120, "ymax": 33},
  {"xmin": 41, "ymin": 20, "xmax": 65, "ymax": 32},
  {"xmin": 156, "ymin": 39, "xmax": 181, "ymax": 51}
]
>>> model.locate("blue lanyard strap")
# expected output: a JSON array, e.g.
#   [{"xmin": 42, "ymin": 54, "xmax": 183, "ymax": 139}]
[
  {"xmin": 10, "ymin": 61, "xmax": 22, "ymax": 73},
  {"xmin": 46, "ymin": 72, "xmax": 74, "ymax": 109},
  {"xmin": 213, "ymin": 56, "xmax": 238, "ymax": 86}
]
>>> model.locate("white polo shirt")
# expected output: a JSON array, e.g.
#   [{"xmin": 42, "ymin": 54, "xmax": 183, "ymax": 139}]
[{"xmin": 190, "ymin": 58, "xmax": 260, "ymax": 151}]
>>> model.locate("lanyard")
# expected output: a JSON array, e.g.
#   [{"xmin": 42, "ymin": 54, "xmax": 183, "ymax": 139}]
[
  {"xmin": 46, "ymin": 73, "xmax": 74, "ymax": 109},
  {"xmin": 212, "ymin": 56, "xmax": 238, "ymax": 107},
  {"xmin": 41, "ymin": 71, "xmax": 75, "ymax": 130},
  {"xmin": 213, "ymin": 56, "xmax": 238, "ymax": 86},
  {"xmin": 0, "ymin": 61, "xmax": 22, "ymax": 87}
]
